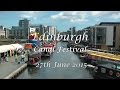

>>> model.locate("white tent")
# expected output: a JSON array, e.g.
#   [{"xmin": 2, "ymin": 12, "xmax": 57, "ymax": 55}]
[
  {"xmin": 0, "ymin": 44, "xmax": 24, "ymax": 53},
  {"xmin": 11, "ymin": 44, "xmax": 24, "ymax": 50},
  {"xmin": 0, "ymin": 45, "xmax": 14, "ymax": 53}
]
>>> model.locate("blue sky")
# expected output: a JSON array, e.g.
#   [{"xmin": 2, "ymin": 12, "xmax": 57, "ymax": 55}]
[{"xmin": 0, "ymin": 11, "xmax": 120, "ymax": 31}]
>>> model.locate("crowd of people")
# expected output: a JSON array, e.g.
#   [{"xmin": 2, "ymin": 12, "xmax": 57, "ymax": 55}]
[
  {"xmin": 0, "ymin": 49, "xmax": 27, "ymax": 64},
  {"xmin": 15, "ymin": 50, "xmax": 26, "ymax": 64}
]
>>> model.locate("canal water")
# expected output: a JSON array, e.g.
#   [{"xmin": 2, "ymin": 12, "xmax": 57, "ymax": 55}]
[{"xmin": 17, "ymin": 42, "xmax": 93, "ymax": 79}]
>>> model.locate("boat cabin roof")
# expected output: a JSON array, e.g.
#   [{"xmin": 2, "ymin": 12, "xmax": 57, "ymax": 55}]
[
  {"xmin": 29, "ymin": 51, "xmax": 41, "ymax": 58},
  {"xmin": 87, "ymin": 50, "xmax": 120, "ymax": 62},
  {"xmin": 98, "ymin": 63, "xmax": 120, "ymax": 71}
]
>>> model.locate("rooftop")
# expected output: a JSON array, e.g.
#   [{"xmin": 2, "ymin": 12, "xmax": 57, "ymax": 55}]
[
  {"xmin": 99, "ymin": 22, "xmax": 120, "ymax": 25},
  {"xmin": 12, "ymin": 26, "xmax": 24, "ymax": 30}
]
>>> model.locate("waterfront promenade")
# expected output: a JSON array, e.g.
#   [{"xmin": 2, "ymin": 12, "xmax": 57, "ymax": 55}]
[{"xmin": 0, "ymin": 55, "xmax": 28, "ymax": 79}]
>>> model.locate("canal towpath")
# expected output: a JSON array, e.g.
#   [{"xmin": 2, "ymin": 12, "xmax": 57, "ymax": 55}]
[{"xmin": 0, "ymin": 55, "xmax": 28, "ymax": 79}]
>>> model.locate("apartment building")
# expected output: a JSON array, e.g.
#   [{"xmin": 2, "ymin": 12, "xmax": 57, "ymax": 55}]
[
  {"xmin": 87, "ymin": 22, "xmax": 120, "ymax": 50},
  {"xmin": 0, "ymin": 26, "xmax": 9, "ymax": 39},
  {"xmin": 89, "ymin": 25, "xmax": 114, "ymax": 50},
  {"xmin": 9, "ymin": 18, "xmax": 30, "ymax": 39},
  {"xmin": 99, "ymin": 22, "xmax": 120, "ymax": 50}
]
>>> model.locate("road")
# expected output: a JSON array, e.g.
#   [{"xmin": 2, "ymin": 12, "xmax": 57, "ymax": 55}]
[{"xmin": 17, "ymin": 42, "xmax": 93, "ymax": 79}]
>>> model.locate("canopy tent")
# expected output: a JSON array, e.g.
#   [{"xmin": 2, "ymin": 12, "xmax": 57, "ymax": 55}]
[
  {"xmin": 11, "ymin": 44, "xmax": 24, "ymax": 50},
  {"xmin": 0, "ymin": 44, "xmax": 24, "ymax": 53},
  {"xmin": 0, "ymin": 45, "xmax": 14, "ymax": 53},
  {"xmin": 29, "ymin": 39, "xmax": 40, "ymax": 47},
  {"xmin": 24, "ymin": 43, "xmax": 33, "ymax": 49}
]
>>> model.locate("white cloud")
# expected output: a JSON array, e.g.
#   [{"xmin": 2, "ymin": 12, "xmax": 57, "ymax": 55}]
[
  {"xmin": 19, "ymin": 11, "xmax": 120, "ymax": 23},
  {"xmin": 51, "ymin": 11, "xmax": 88, "ymax": 23},
  {"xmin": 51, "ymin": 12, "xmax": 67, "ymax": 19},
  {"xmin": 19, "ymin": 11, "xmax": 41, "ymax": 19},
  {"xmin": 91, "ymin": 11, "xmax": 120, "ymax": 17},
  {"xmin": 91, "ymin": 11, "xmax": 120, "ymax": 19},
  {"xmin": 111, "ymin": 13, "xmax": 120, "ymax": 19},
  {"xmin": 91, "ymin": 11, "xmax": 109, "ymax": 16},
  {"xmin": 51, "ymin": 11, "xmax": 120, "ymax": 23}
]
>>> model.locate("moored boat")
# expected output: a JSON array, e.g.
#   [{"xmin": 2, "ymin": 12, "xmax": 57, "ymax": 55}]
[
  {"xmin": 79, "ymin": 52, "xmax": 86, "ymax": 59},
  {"xmin": 92, "ymin": 61, "xmax": 120, "ymax": 79},
  {"xmin": 41, "ymin": 43, "xmax": 54, "ymax": 57},
  {"xmin": 27, "ymin": 51, "xmax": 41, "ymax": 67}
]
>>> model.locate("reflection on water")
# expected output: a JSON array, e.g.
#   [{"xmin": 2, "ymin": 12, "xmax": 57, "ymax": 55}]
[
  {"xmin": 28, "ymin": 67, "xmax": 39, "ymax": 74},
  {"xmin": 17, "ymin": 42, "xmax": 93, "ymax": 79}
]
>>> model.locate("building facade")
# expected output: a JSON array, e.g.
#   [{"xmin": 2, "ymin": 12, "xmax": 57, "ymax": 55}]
[
  {"xmin": 30, "ymin": 24, "xmax": 47, "ymax": 35},
  {"xmin": 9, "ymin": 26, "xmax": 28, "ymax": 39},
  {"xmin": 89, "ymin": 25, "xmax": 114, "ymax": 50},
  {"xmin": 9, "ymin": 18, "xmax": 30, "ymax": 39},
  {"xmin": 19, "ymin": 18, "xmax": 30, "ymax": 28},
  {"xmin": 46, "ymin": 26, "xmax": 57, "ymax": 36},
  {"xmin": 99, "ymin": 22, "xmax": 120, "ymax": 50},
  {"xmin": 87, "ymin": 22, "xmax": 120, "ymax": 50},
  {"xmin": 69, "ymin": 27, "xmax": 76, "ymax": 35},
  {"xmin": 0, "ymin": 26, "xmax": 9, "ymax": 39}
]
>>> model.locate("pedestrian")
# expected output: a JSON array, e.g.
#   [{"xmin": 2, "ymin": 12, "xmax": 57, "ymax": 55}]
[
  {"xmin": 28, "ymin": 54, "xmax": 30, "ymax": 62},
  {"xmin": 6, "ymin": 56, "xmax": 8, "ymax": 62},
  {"xmin": 5, "ymin": 54, "xmax": 8, "ymax": 62},
  {"xmin": 21, "ymin": 54, "xmax": 25, "ymax": 62},
  {"xmin": 1, "ymin": 57, "xmax": 3, "ymax": 63},
  {"xmin": 21, "ymin": 54, "xmax": 23, "ymax": 62},
  {"xmin": 3, "ymin": 56, "xmax": 6, "ymax": 63},
  {"xmin": 15, "ymin": 54, "xmax": 18, "ymax": 63},
  {"xmin": 23, "ymin": 54, "xmax": 25, "ymax": 62}
]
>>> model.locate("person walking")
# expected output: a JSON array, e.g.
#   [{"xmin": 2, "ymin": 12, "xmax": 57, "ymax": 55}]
[
  {"xmin": 21, "ymin": 53, "xmax": 25, "ymax": 62},
  {"xmin": 23, "ymin": 53, "xmax": 25, "ymax": 62},
  {"xmin": 3, "ymin": 55, "xmax": 6, "ymax": 62},
  {"xmin": 21, "ymin": 51, "xmax": 23, "ymax": 62},
  {"xmin": 15, "ymin": 54, "xmax": 18, "ymax": 63}
]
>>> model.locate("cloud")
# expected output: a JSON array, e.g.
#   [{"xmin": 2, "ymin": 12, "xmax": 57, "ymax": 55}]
[
  {"xmin": 51, "ymin": 11, "xmax": 88, "ymax": 23},
  {"xmin": 91, "ymin": 11, "xmax": 110, "ymax": 17},
  {"xmin": 91, "ymin": 11, "xmax": 120, "ymax": 18},
  {"xmin": 111, "ymin": 13, "xmax": 120, "ymax": 19},
  {"xmin": 19, "ymin": 11, "xmax": 41, "ymax": 19},
  {"xmin": 51, "ymin": 11, "xmax": 120, "ymax": 23},
  {"xmin": 18, "ymin": 11, "xmax": 120, "ymax": 24}
]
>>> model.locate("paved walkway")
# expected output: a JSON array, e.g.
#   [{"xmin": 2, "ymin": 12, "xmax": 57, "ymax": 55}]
[{"xmin": 0, "ymin": 55, "xmax": 28, "ymax": 79}]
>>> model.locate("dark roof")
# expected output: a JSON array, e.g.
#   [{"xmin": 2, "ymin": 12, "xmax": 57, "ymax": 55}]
[
  {"xmin": 12, "ymin": 26, "xmax": 24, "ymax": 30},
  {"xmin": 99, "ymin": 22, "xmax": 120, "ymax": 25}
]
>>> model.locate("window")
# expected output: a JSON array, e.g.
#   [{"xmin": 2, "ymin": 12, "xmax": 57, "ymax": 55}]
[
  {"xmin": 117, "ymin": 66, "xmax": 120, "ymax": 70},
  {"xmin": 101, "ymin": 67, "xmax": 106, "ymax": 73},
  {"xmin": 97, "ymin": 36, "xmax": 103, "ymax": 44},
  {"xmin": 113, "ymin": 64, "xmax": 120, "ymax": 70},
  {"xmin": 97, "ymin": 27, "xmax": 106, "ymax": 34},
  {"xmin": 9, "ymin": 30, "xmax": 12, "ymax": 34}
]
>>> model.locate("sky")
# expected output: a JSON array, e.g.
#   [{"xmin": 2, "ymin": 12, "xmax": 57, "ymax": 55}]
[{"xmin": 0, "ymin": 11, "xmax": 120, "ymax": 31}]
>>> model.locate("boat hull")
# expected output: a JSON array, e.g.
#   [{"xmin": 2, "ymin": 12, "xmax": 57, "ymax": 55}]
[{"xmin": 27, "ymin": 60, "xmax": 41, "ymax": 67}]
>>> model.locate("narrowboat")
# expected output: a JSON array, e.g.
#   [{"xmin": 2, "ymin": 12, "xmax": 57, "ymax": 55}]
[
  {"xmin": 41, "ymin": 44, "xmax": 54, "ymax": 57},
  {"xmin": 92, "ymin": 61, "xmax": 120, "ymax": 79},
  {"xmin": 27, "ymin": 51, "xmax": 41, "ymax": 67},
  {"xmin": 67, "ymin": 41, "xmax": 75, "ymax": 48},
  {"xmin": 51, "ymin": 41, "xmax": 57, "ymax": 50},
  {"xmin": 86, "ymin": 49, "xmax": 120, "ymax": 79},
  {"xmin": 82, "ymin": 53, "xmax": 92, "ymax": 64},
  {"xmin": 79, "ymin": 52, "xmax": 86, "ymax": 60}
]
